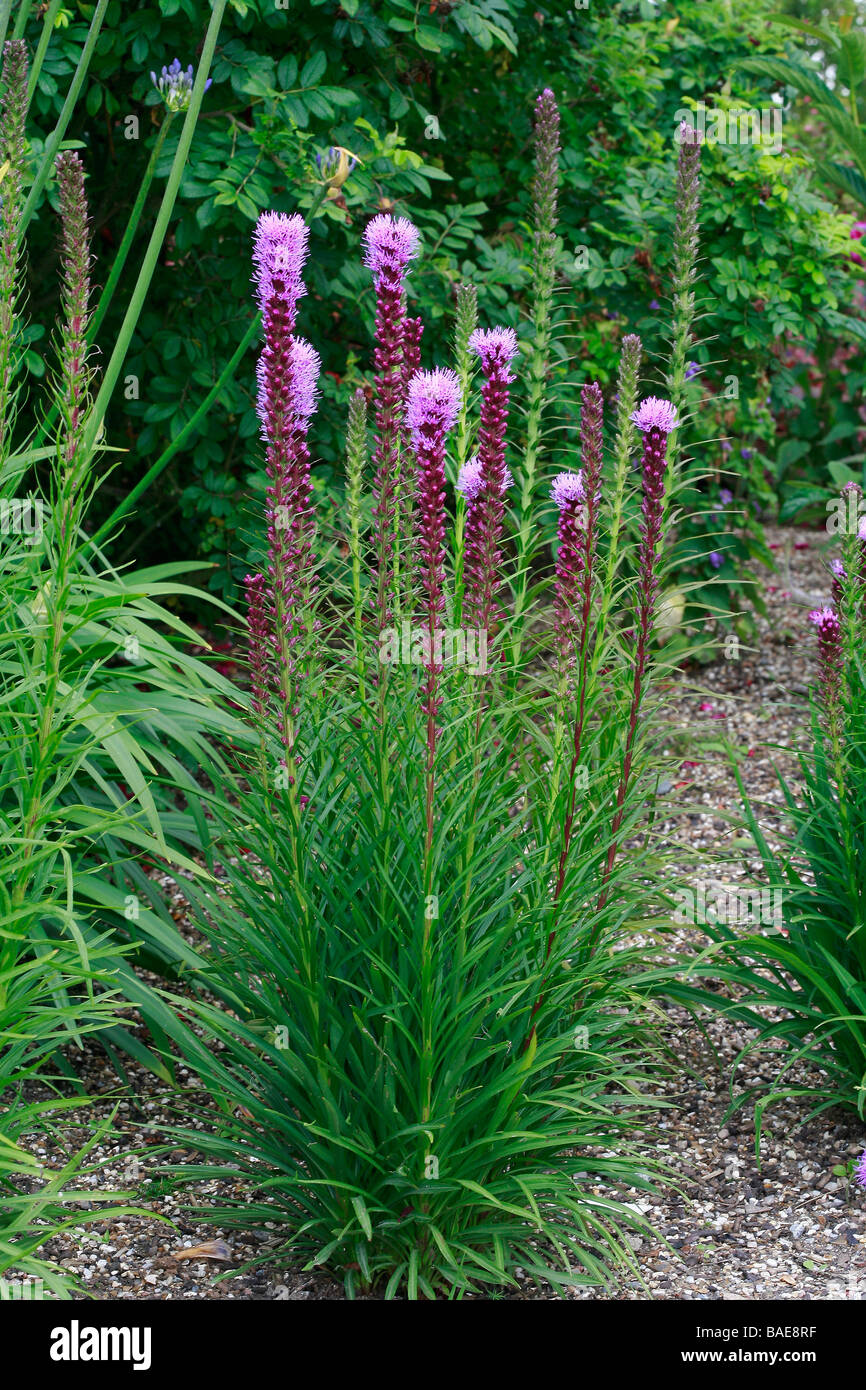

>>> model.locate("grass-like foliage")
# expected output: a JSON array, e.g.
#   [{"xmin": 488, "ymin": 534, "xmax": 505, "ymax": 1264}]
[
  {"xmin": 156, "ymin": 91, "xmax": 705, "ymax": 1299},
  {"xmin": 675, "ymin": 494, "xmax": 866, "ymax": 1136}
]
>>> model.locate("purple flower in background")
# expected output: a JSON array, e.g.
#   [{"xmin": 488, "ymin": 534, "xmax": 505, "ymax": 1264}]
[
  {"xmin": 632, "ymin": 396, "xmax": 678, "ymax": 435},
  {"xmin": 709, "ymin": 551, "xmax": 723, "ymax": 569},
  {"xmin": 649, "ymin": 299, "xmax": 661, "ymax": 311},
  {"xmin": 720, "ymin": 488, "xmax": 733, "ymax": 505},
  {"xmin": 150, "ymin": 57, "xmax": 211, "ymax": 112},
  {"xmin": 741, "ymin": 447, "xmax": 753, "ymax": 460},
  {"xmin": 684, "ymin": 361, "xmax": 700, "ymax": 380},
  {"xmin": 462, "ymin": 326, "xmax": 519, "ymax": 636},
  {"xmin": 720, "ymin": 440, "xmax": 732, "ymax": 454},
  {"xmin": 855, "ymin": 1149, "xmax": 866, "ymax": 1189},
  {"xmin": 851, "ymin": 221, "xmax": 866, "ymax": 267},
  {"xmin": 830, "ymin": 557, "xmax": 847, "ymax": 607}
]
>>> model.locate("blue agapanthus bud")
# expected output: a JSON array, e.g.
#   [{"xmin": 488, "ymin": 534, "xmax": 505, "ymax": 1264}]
[
  {"xmin": 314, "ymin": 145, "xmax": 359, "ymax": 191},
  {"xmin": 150, "ymin": 57, "xmax": 212, "ymax": 112}
]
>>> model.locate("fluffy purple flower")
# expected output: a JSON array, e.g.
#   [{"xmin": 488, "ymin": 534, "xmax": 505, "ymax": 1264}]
[
  {"xmin": 256, "ymin": 336, "xmax": 320, "ymax": 437},
  {"xmin": 676, "ymin": 119, "xmax": 702, "ymax": 147},
  {"xmin": 362, "ymin": 214, "xmax": 420, "ymax": 282},
  {"xmin": 407, "ymin": 368, "xmax": 461, "ymax": 440},
  {"xmin": 551, "ymin": 471, "xmax": 585, "ymax": 510},
  {"xmin": 859, "ymin": 516, "xmax": 866, "ymax": 542},
  {"xmin": 632, "ymin": 396, "xmax": 678, "ymax": 435},
  {"xmin": 855, "ymin": 1149, "xmax": 866, "ymax": 1189},
  {"xmin": 253, "ymin": 211, "xmax": 309, "ymax": 316},
  {"xmin": 457, "ymin": 455, "xmax": 513, "ymax": 501},
  {"xmin": 468, "ymin": 326, "xmax": 519, "ymax": 380}
]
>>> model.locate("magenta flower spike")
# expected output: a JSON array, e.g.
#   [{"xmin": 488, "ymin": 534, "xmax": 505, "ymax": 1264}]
[
  {"xmin": 809, "ymin": 606, "xmax": 843, "ymax": 727},
  {"xmin": 363, "ymin": 214, "xmax": 421, "ymax": 629},
  {"xmin": 408, "ymin": 367, "xmax": 461, "ymax": 853},
  {"xmin": 244, "ymin": 572, "xmax": 271, "ymax": 721},
  {"xmin": 550, "ymin": 470, "xmax": 586, "ymax": 676},
  {"xmin": 855, "ymin": 1149, "xmax": 866, "ymax": 1190},
  {"xmin": 597, "ymin": 396, "xmax": 676, "ymax": 918},
  {"xmin": 249, "ymin": 211, "xmax": 317, "ymax": 758},
  {"xmin": 461, "ymin": 326, "xmax": 518, "ymax": 637}
]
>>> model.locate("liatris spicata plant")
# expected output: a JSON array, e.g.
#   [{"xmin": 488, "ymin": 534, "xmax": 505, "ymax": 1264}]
[
  {"xmin": 672, "ymin": 542, "xmax": 866, "ymax": 1139},
  {"xmin": 0, "ymin": 39, "xmax": 26, "ymax": 458},
  {"xmin": 363, "ymin": 214, "xmax": 420, "ymax": 630},
  {"xmin": 166, "ymin": 162, "xmax": 677, "ymax": 1298},
  {"xmin": 150, "ymin": 57, "xmax": 212, "ymax": 112},
  {"xmin": 856, "ymin": 1151, "xmax": 866, "ymax": 1190},
  {"xmin": 459, "ymin": 326, "xmax": 518, "ymax": 639}
]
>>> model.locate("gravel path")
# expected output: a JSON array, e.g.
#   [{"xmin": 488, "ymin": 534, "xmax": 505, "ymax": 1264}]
[{"xmin": 20, "ymin": 525, "xmax": 866, "ymax": 1300}]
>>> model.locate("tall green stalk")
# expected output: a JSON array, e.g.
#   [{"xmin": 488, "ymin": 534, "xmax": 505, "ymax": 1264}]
[
  {"xmin": 19, "ymin": 0, "xmax": 110, "ymax": 239},
  {"xmin": 513, "ymin": 88, "xmax": 560, "ymax": 649},
  {"xmin": 81, "ymin": 0, "xmax": 227, "ymax": 459}
]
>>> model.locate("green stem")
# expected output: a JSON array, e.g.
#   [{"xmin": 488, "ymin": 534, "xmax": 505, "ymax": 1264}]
[
  {"xmin": 19, "ymin": 0, "xmax": 110, "ymax": 240},
  {"xmin": 80, "ymin": 0, "xmax": 227, "ymax": 460},
  {"xmin": 25, "ymin": 0, "xmax": 63, "ymax": 108},
  {"xmin": 11, "ymin": 0, "xmax": 32, "ymax": 40}
]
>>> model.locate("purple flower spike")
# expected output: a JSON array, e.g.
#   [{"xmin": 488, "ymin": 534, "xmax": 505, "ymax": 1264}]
[
  {"xmin": 809, "ymin": 606, "xmax": 843, "ymax": 727},
  {"xmin": 462, "ymin": 327, "xmax": 519, "ymax": 638},
  {"xmin": 362, "ymin": 214, "xmax": 421, "ymax": 282},
  {"xmin": 855, "ymin": 1149, "xmax": 866, "ymax": 1190},
  {"xmin": 253, "ymin": 211, "xmax": 309, "ymax": 317},
  {"xmin": 244, "ymin": 572, "xmax": 271, "ymax": 721},
  {"xmin": 551, "ymin": 471, "xmax": 585, "ymax": 509},
  {"xmin": 364, "ymin": 214, "xmax": 421, "ymax": 629},
  {"xmin": 632, "ymin": 396, "xmax": 678, "ymax": 435},
  {"xmin": 410, "ymin": 367, "xmax": 461, "ymax": 837},
  {"xmin": 255, "ymin": 336, "xmax": 320, "ymax": 438}
]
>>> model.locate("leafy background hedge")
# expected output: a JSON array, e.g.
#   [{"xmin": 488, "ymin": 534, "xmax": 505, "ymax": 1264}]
[{"xmin": 22, "ymin": 0, "xmax": 864, "ymax": 599}]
